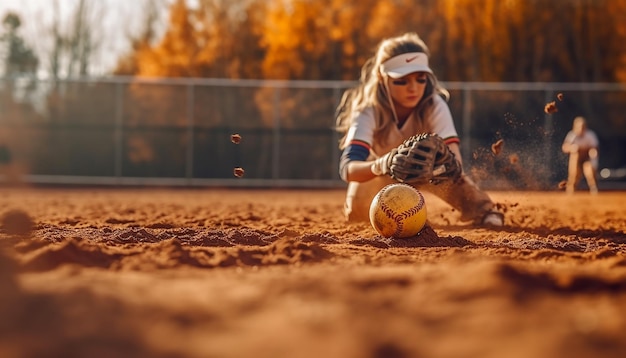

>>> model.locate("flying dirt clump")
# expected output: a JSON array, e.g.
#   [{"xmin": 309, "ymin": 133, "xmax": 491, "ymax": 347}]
[
  {"xmin": 233, "ymin": 167, "xmax": 245, "ymax": 178},
  {"xmin": 230, "ymin": 134, "xmax": 242, "ymax": 144},
  {"xmin": 544, "ymin": 101, "xmax": 558, "ymax": 114},
  {"xmin": 1, "ymin": 209, "xmax": 34, "ymax": 237},
  {"xmin": 491, "ymin": 139, "xmax": 504, "ymax": 155}
]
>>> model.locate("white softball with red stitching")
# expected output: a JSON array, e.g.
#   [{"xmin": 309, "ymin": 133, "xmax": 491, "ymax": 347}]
[{"xmin": 369, "ymin": 183, "xmax": 427, "ymax": 238}]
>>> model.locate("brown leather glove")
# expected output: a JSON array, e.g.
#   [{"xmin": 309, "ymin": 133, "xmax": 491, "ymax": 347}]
[{"xmin": 387, "ymin": 133, "xmax": 462, "ymax": 185}]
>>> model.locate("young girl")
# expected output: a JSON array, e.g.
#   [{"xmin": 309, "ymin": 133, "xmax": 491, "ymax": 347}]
[{"xmin": 335, "ymin": 32, "xmax": 503, "ymax": 226}]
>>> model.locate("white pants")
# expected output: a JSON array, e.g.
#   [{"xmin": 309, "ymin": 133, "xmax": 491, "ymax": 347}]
[{"xmin": 566, "ymin": 152, "xmax": 598, "ymax": 193}]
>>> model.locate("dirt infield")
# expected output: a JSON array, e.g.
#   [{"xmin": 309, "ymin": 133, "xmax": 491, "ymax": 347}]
[{"xmin": 1, "ymin": 187, "xmax": 626, "ymax": 358}]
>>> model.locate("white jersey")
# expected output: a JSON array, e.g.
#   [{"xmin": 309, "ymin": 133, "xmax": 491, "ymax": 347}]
[
  {"xmin": 563, "ymin": 130, "xmax": 599, "ymax": 154},
  {"xmin": 343, "ymin": 95, "xmax": 458, "ymax": 158}
]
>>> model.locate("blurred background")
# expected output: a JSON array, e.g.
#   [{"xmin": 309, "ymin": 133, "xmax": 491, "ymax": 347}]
[{"xmin": 1, "ymin": 0, "xmax": 625, "ymax": 189}]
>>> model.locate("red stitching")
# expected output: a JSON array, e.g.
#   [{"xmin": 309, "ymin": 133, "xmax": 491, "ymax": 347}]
[{"xmin": 401, "ymin": 191, "xmax": 425, "ymax": 219}]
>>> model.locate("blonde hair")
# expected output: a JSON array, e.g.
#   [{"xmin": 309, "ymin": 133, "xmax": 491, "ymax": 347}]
[{"xmin": 336, "ymin": 32, "xmax": 449, "ymax": 149}]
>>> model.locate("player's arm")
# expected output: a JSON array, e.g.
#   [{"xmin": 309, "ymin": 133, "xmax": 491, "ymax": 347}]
[
  {"xmin": 561, "ymin": 133, "xmax": 578, "ymax": 153},
  {"xmin": 339, "ymin": 141, "xmax": 379, "ymax": 183},
  {"xmin": 345, "ymin": 161, "xmax": 379, "ymax": 182},
  {"xmin": 339, "ymin": 108, "xmax": 381, "ymax": 183},
  {"xmin": 562, "ymin": 142, "xmax": 578, "ymax": 153}
]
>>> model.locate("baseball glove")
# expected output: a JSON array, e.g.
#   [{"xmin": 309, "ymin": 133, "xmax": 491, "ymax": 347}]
[{"xmin": 387, "ymin": 133, "xmax": 462, "ymax": 185}]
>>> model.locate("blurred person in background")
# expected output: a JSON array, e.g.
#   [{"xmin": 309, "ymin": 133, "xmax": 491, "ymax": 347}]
[
  {"xmin": 335, "ymin": 32, "xmax": 503, "ymax": 227},
  {"xmin": 561, "ymin": 116, "xmax": 599, "ymax": 194}
]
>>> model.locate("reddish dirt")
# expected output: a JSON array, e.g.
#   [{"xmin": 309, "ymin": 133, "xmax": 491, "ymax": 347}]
[{"xmin": 1, "ymin": 187, "xmax": 625, "ymax": 357}]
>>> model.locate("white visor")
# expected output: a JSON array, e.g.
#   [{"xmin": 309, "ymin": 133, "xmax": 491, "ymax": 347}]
[{"xmin": 381, "ymin": 52, "xmax": 432, "ymax": 78}]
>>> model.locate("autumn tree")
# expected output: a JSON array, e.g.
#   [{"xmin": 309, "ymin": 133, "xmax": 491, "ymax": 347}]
[
  {"xmin": 0, "ymin": 12, "xmax": 38, "ymax": 76},
  {"xmin": 0, "ymin": 11, "xmax": 39, "ymax": 121},
  {"xmin": 122, "ymin": 0, "xmax": 267, "ymax": 79},
  {"xmin": 191, "ymin": 0, "xmax": 266, "ymax": 78},
  {"xmin": 260, "ymin": 0, "xmax": 409, "ymax": 81},
  {"xmin": 119, "ymin": 0, "xmax": 626, "ymax": 83},
  {"xmin": 131, "ymin": 0, "xmax": 200, "ymax": 77},
  {"xmin": 114, "ymin": 0, "xmax": 166, "ymax": 76},
  {"xmin": 435, "ymin": 0, "xmax": 626, "ymax": 82}
]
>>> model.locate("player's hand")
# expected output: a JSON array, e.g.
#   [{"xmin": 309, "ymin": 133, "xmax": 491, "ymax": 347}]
[{"xmin": 370, "ymin": 149, "xmax": 397, "ymax": 176}]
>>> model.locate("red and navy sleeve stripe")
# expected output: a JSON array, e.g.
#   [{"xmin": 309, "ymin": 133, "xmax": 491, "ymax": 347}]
[
  {"xmin": 443, "ymin": 136, "xmax": 460, "ymax": 145},
  {"xmin": 348, "ymin": 139, "xmax": 371, "ymax": 151}
]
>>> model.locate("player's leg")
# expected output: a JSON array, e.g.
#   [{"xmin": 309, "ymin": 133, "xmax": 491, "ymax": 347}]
[
  {"xmin": 582, "ymin": 161, "xmax": 598, "ymax": 194},
  {"xmin": 344, "ymin": 176, "xmax": 395, "ymax": 222},
  {"xmin": 422, "ymin": 174, "xmax": 501, "ymax": 225},
  {"xmin": 566, "ymin": 153, "xmax": 582, "ymax": 194}
]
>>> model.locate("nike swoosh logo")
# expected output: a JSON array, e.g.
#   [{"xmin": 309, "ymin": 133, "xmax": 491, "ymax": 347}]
[{"xmin": 405, "ymin": 55, "xmax": 419, "ymax": 63}]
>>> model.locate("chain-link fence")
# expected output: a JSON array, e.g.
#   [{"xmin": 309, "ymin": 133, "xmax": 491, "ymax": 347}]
[{"xmin": 2, "ymin": 77, "xmax": 626, "ymax": 189}]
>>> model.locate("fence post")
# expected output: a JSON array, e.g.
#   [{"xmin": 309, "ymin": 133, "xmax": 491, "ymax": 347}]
[
  {"xmin": 114, "ymin": 82, "xmax": 124, "ymax": 180},
  {"xmin": 186, "ymin": 83, "xmax": 195, "ymax": 182},
  {"xmin": 544, "ymin": 89, "xmax": 554, "ymax": 183},
  {"xmin": 331, "ymin": 85, "xmax": 341, "ymax": 179},
  {"xmin": 461, "ymin": 87, "xmax": 472, "ymax": 167},
  {"xmin": 272, "ymin": 87, "xmax": 281, "ymax": 180}
]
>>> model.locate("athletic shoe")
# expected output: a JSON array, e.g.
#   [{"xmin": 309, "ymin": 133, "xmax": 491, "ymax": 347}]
[{"xmin": 482, "ymin": 212, "xmax": 504, "ymax": 227}]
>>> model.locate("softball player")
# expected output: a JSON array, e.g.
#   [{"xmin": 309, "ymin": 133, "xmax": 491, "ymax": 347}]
[
  {"xmin": 561, "ymin": 116, "xmax": 599, "ymax": 194},
  {"xmin": 335, "ymin": 32, "xmax": 503, "ymax": 227}
]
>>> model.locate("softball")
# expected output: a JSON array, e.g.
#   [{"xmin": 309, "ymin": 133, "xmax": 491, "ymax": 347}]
[{"xmin": 369, "ymin": 183, "xmax": 427, "ymax": 239}]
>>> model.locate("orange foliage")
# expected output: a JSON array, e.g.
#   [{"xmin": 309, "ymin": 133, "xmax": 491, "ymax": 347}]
[
  {"xmin": 260, "ymin": 0, "xmax": 421, "ymax": 80},
  {"xmin": 116, "ymin": 0, "xmax": 626, "ymax": 83},
  {"xmin": 136, "ymin": 0, "xmax": 200, "ymax": 78}
]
